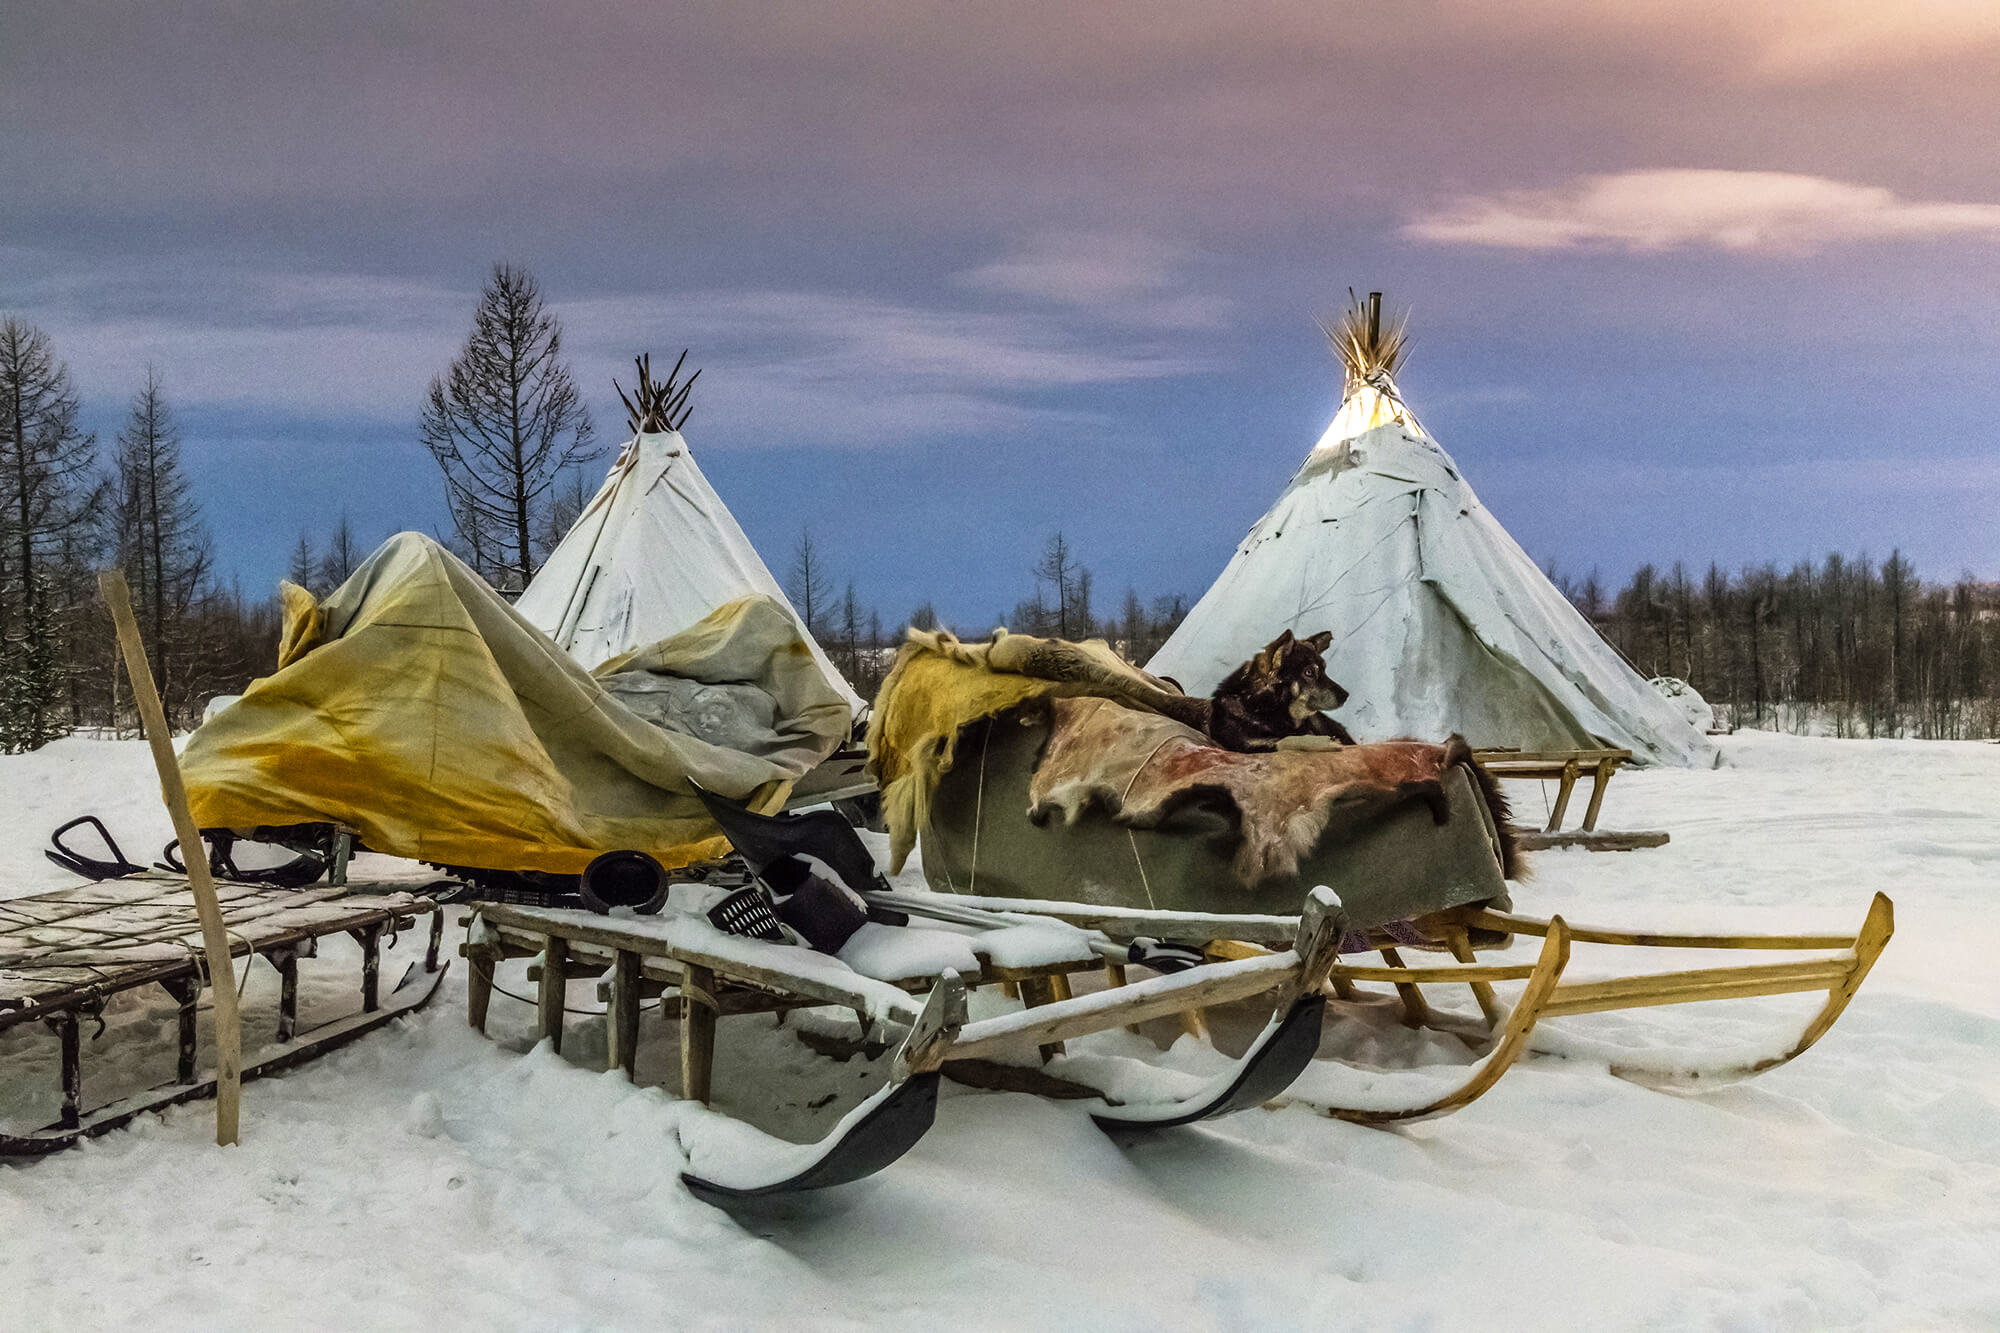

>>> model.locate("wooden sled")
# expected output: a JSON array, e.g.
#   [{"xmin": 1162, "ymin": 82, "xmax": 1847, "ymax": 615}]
[
  {"xmin": 463, "ymin": 888, "xmax": 1351, "ymax": 1201},
  {"xmin": 1210, "ymin": 891, "xmax": 1894, "ymax": 1123},
  {"xmin": 1, "ymin": 877, "xmax": 449, "ymax": 1154}
]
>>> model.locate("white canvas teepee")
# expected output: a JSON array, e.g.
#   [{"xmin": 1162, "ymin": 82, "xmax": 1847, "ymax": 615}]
[
  {"xmin": 515, "ymin": 428, "xmax": 864, "ymax": 716},
  {"xmin": 1147, "ymin": 296, "xmax": 1712, "ymax": 767}
]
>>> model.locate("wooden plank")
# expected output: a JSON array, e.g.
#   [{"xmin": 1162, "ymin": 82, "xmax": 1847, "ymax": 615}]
[
  {"xmin": 947, "ymin": 955, "xmax": 1297, "ymax": 1062},
  {"xmin": 476, "ymin": 903, "xmax": 922, "ymax": 1026},
  {"xmin": 1513, "ymin": 829, "xmax": 1669, "ymax": 852},
  {"xmin": 679, "ymin": 963, "xmax": 716, "ymax": 1104},
  {"xmin": 1539, "ymin": 958, "xmax": 1852, "ymax": 1018},
  {"xmin": 1463, "ymin": 909, "xmax": 1856, "ymax": 952},
  {"xmin": 874, "ymin": 892, "xmax": 1300, "ymax": 947},
  {"xmin": 102, "ymin": 569, "xmax": 241, "ymax": 1148}
]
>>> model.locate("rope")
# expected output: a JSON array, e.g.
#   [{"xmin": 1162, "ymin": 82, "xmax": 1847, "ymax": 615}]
[
  {"xmin": 1117, "ymin": 733, "xmax": 1177, "ymax": 913},
  {"xmin": 968, "ymin": 721, "xmax": 992, "ymax": 896}
]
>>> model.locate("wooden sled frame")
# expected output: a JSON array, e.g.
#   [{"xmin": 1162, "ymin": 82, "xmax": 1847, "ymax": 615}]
[
  {"xmin": 464, "ymin": 889, "xmax": 1352, "ymax": 1199},
  {"xmin": 1210, "ymin": 891, "xmax": 1894, "ymax": 1123},
  {"xmin": 1, "ymin": 879, "xmax": 450, "ymax": 1154}
]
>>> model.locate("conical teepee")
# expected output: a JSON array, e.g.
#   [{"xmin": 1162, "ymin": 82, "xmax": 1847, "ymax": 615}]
[
  {"xmin": 516, "ymin": 355, "xmax": 864, "ymax": 716},
  {"xmin": 1147, "ymin": 294, "xmax": 1712, "ymax": 767}
]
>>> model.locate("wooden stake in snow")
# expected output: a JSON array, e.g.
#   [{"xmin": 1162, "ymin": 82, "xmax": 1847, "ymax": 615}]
[{"xmin": 100, "ymin": 569, "xmax": 242, "ymax": 1145}]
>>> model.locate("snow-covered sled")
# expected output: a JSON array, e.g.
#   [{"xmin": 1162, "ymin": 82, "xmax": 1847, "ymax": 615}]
[
  {"xmin": 460, "ymin": 880, "xmax": 1350, "ymax": 1203},
  {"xmin": 0, "ymin": 874, "xmax": 449, "ymax": 1154}
]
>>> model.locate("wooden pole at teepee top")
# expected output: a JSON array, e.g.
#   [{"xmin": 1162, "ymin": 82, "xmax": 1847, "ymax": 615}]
[
  {"xmin": 100, "ymin": 570, "xmax": 242, "ymax": 1145},
  {"xmin": 1367, "ymin": 291, "xmax": 1382, "ymax": 348}
]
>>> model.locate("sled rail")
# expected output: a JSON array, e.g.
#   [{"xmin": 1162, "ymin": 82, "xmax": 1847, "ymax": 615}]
[
  {"xmin": 1220, "ymin": 892, "xmax": 1893, "ymax": 1123},
  {"xmin": 1464, "ymin": 908, "xmax": 1857, "ymax": 952}
]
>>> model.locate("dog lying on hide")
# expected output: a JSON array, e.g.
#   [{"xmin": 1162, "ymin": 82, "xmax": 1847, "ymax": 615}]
[{"xmin": 1154, "ymin": 629, "xmax": 1358, "ymax": 750}]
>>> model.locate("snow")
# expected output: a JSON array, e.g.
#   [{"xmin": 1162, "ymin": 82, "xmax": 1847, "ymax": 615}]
[{"xmin": 5, "ymin": 732, "xmax": 2000, "ymax": 1329}]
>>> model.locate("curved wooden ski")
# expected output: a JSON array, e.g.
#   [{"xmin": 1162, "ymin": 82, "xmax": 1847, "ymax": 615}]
[
  {"xmin": 1302, "ymin": 918, "xmax": 1572, "ymax": 1124},
  {"xmin": 0, "ymin": 961, "xmax": 449, "ymax": 1157}
]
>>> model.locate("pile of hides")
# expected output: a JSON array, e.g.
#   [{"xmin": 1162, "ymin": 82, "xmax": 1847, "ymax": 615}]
[
  {"xmin": 866, "ymin": 628, "xmax": 1519, "ymax": 924},
  {"xmin": 182, "ymin": 532, "xmax": 851, "ymax": 874}
]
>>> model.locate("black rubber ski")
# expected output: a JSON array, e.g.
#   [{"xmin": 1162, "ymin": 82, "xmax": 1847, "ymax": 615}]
[
  {"xmin": 680, "ymin": 1071, "xmax": 942, "ymax": 1204},
  {"xmin": 1090, "ymin": 992, "xmax": 1328, "ymax": 1131}
]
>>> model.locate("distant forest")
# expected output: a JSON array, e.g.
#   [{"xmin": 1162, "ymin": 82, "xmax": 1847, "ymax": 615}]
[
  {"xmin": 1555, "ymin": 556, "xmax": 2000, "ymax": 741},
  {"xmin": 5, "ymin": 295, "xmax": 1997, "ymax": 752}
]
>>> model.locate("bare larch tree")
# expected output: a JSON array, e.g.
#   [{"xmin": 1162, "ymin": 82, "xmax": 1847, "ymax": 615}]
[
  {"xmin": 110, "ymin": 369, "xmax": 213, "ymax": 725},
  {"xmin": 0, "ymin": 318, "xmax": 100, "ymax": 750},
  {"xmin": 421, "ymin": 264, "xmax": 594, "ymax": 592}
]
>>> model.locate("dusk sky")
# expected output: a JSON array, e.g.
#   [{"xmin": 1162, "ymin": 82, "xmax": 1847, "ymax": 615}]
[{"xmin": 5, "ymin": 1, "xmax": 1998, "ymax": 626}]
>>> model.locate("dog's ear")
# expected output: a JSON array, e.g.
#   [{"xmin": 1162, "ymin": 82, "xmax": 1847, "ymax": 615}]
[
  {"xmin": 1270, "ymin": 628, "xmax": 1294, "ymax": 650},
  {"xmin": 1305, "ymin": 630, "xmax": 1332, "ymax": 652}
]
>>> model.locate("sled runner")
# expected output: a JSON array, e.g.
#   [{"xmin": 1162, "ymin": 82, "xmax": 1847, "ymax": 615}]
[
  {"xmin": 0, "ymin": 877, "xmax": 449, "ymax": 1154},
  {"xmin": 1200, "ymin": 891, "xmax": 1894, "ymax": 1122}
]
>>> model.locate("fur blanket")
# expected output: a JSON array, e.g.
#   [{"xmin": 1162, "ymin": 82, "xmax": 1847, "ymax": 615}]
[
  {"xmin": 1030, "ymin": 697, "xmax": 1521, "ymax": 888},
  {"xmin": 866, "ymin": 627, "xmax": 1197, "ymax": 872}
]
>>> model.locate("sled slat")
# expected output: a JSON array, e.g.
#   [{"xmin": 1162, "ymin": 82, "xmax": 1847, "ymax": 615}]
[
  {"xmin": 949, "ymin": 955, "xmax": 1297, "ymax": 1061},
  {"xmin": 1463, "ymin": 909, "xmax": 1856, "ymax": 952},
  {"xmin": 1540, "ymin": 958, "xmax": 1852, "ymax": 1018}
]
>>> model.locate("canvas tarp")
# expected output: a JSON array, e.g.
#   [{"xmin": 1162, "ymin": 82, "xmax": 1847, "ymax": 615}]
[{"xmin": 182, "ymin": 532, "xmax": 850, "ymax": 874}]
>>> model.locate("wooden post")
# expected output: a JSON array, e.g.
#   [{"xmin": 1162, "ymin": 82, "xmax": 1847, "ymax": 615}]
[
  {"xmin": 101, "ymin": 570, "xmax": 242, "ymax": 1146},
  {"xmin": 1445, "ymin": 929, "xmax": 1502, "ymax": 1031},
  {"xmin": 50, "ymin": 1009, "xmax": 82, "ymax": 1130},
  {"xmin": 465, "ymin": 941, "xmax": 499, "ymax": 1033},
  {"xmin": 354, "ymin": 923, "xmax": 382, "ymax": 1013},
  {"xmin": 425, "ymin": 910, "xmax": 444, "ymax": 973},
  {"xmin": 1581, "ymin": 758, "xmax": 1615, "ymax": 833},
  {"xmin": 1547, "ymin": 760, "xmax": 1580, "ymax": 832},
  {"xmin": 161, "ymin": 976, "xmax": 201, "ymax": 1080},
  {"xmin": 1367, "ymin": 291, "xmax": 1382, "ymax": 346},
  {"xmin": 538, "ymin": 935, "xmax": 568, "ymax": 1054},
  {"xmin": 679, "ymin": 963, "xmax": 717, "ymax": 1103},
  {"xmin": 610, "ymin": 950, "xmax": 642, "ymax": 1082},
  {"xmin": 272, "ymin": 949, "xmax": 300, "ymax": 1042},
  {"xmin": 1378, "ymin": 946, "xmax": 1432, "ymax": 1028}
]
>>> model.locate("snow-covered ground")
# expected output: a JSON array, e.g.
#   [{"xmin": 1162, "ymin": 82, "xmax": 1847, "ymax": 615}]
[{"xmin": 3, "ymin": 732, "xmax": 1997, "ymax": 1330}]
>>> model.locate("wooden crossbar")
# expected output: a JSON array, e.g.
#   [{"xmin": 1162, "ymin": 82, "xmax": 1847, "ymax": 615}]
[
  {"xmin": 1539, "ymin": 959, "xmax": 1853, "ymax": 1018},
  {"xmin": 1465, "ymin": 909, "xmax": 1858, "ymax": 952}
]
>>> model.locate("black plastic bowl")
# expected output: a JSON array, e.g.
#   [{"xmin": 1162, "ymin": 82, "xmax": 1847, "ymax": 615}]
[{"xmin": 579, "ymin": 849, "xmax": 670, "ymax": 915}]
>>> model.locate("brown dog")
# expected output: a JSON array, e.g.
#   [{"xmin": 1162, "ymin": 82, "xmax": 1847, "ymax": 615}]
[{"xmin": 1200, "ymin": 628, "xmax": 1358, "ymax": 751}]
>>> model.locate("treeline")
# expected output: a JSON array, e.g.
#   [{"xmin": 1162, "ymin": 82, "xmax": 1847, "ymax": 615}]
[
  {"xmin": 788, "ymin": 526, "xmax": 1192, "ymax": 702},
  {"xmin": 0, "ymin": 319, "xmax": 280, "ymax": 748},
  {"xmin": 1557, "ymin": 554, "xmax": 2000, "ymax": 740}
]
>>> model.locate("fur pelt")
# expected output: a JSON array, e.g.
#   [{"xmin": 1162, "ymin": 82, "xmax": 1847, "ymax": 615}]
[{"xmin": 1028, "ymin": 696, "xmax": 1522, "ymax": 887}]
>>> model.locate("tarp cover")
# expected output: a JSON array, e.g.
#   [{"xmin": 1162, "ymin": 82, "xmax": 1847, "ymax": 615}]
[
  {"xmin": 182, "ymin": 532, "xmax": 850, "ymax": 873},
  {"xmin": 1148, "ymin": 384, "xmax": 1714, "ymax": 767}
]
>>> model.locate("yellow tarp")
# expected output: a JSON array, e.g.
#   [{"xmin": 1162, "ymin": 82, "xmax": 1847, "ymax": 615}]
[
  {"xmin": 864, "ymin": 627, "xmax": 1195, "ymax": 873},
  {"xmin": 183, "ymin": 533, "xmax": 851, "ymax": 873}
]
